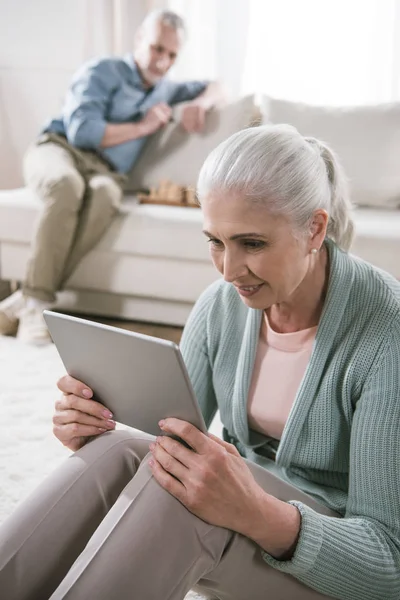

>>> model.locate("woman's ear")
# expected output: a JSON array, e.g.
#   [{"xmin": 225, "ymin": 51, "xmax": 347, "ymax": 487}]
[{"xmin": 309, "ymin": 209, "xmax": 329, "ymax": 250}]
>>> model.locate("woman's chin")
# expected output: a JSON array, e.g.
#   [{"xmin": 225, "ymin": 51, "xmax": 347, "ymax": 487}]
[{"xmin": 237, "ymin": 290, "xmax": 271, "ymax": 310}]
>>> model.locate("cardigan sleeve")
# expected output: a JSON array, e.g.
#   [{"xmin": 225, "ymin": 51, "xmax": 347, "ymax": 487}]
[
  {"xmin": 179, "ymin": 283, "xmax": 219, "ymax": 429},
  {"xmin": 261, "ymin": 324, "xmax": 400, "ymax": 600}
]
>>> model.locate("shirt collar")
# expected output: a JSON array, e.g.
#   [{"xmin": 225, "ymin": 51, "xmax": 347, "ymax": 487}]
[{"xmin": 123, "ymin": 53, "xmax": 162, "ymax": 93}]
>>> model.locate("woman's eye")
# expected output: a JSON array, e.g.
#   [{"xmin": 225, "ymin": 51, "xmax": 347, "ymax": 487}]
[{"xmin": 207, "ymin": 238, "xmax": 223, "ymax": 249}]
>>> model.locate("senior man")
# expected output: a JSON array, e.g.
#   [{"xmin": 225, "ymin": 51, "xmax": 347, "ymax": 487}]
[{"xmin": 0, "ymin": 9, "xmax": 224, "ymax": 344}]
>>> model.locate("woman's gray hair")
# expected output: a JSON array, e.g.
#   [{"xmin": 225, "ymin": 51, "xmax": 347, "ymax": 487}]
[{"xmin": 197, "ymin": 124, "xmax": 355, "ymax": 251}]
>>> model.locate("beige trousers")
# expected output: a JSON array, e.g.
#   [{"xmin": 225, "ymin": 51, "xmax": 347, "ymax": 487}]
[
  {"xmin": 0, "ymin": 430, "xmax": 335, "ymax": 600},
  {"xmin": 22, "ymin": 134, "xmax": 126, "ymax": 303}
]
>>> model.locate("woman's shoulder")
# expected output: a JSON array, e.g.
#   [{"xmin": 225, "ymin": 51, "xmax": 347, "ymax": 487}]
[
  {"xmin": 331, "ymin": 241, "xmax": 400, "ymax": 315},
  {"xmin": 350, "ymin": 254, "xmax": 400, "ymax": 314}
]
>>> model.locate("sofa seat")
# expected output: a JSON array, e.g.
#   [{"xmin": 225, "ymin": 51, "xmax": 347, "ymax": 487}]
[
  {"xmin": 0, "ymin": 188, "xmax": 399, "ymax": 325},
  {"xmin": 0, "ymin": 188, "xmax": 219, "ymax": 325}
]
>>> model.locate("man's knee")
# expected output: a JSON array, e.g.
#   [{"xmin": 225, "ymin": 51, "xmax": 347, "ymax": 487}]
[
  {"xmin": 28, "ymin": 170, "xmax": 86, "ymax": 206},
  {"xmin": 89, "ymin": 175, "xmax": 123, "ymax": 211}
]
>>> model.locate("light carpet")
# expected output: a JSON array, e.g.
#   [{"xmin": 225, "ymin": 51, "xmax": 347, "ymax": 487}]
[{"xmin": 0, "ymin": 336, "xmax": 207, "ymax": 600}]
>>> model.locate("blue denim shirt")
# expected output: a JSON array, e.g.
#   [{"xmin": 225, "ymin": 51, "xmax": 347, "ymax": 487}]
[{"xmin": 43, "ymin": 54, "xmax": 208, "ymax": 173}]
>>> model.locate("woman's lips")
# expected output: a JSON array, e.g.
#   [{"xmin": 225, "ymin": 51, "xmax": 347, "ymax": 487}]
[{"xmin": 235, "ymin": 284, "xmax": 264, "ymax": 297}]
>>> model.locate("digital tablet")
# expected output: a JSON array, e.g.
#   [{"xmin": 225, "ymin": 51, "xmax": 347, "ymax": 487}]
[{"xmin": 43, "ymin": 311, "xmax": 207, "ymax": 436}]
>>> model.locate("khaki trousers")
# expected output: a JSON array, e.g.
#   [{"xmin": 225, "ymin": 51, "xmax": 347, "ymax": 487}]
[
  {"xmin": 22, "ymin": 134, "xmax": 126, "ymax": 303},
  {"xmin": 0, "ymin": 430, "xmax": 335, "ymax": 600}
]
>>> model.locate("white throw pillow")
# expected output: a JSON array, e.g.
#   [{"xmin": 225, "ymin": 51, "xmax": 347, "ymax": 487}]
[
  {"xmin": 126, "ymin": 95, "xmax": 256, "ymax": 192},
  {"xmin": 261, "ymin": 96, "xmax": 400, "ymax": 209}
]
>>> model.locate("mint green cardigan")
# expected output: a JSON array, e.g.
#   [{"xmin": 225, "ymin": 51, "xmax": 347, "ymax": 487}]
[{"xmin": 180, "ymin": 239, "xmax": 400, "ymax": 600}]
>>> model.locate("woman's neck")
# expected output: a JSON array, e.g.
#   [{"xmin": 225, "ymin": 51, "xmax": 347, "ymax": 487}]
[{"xmin": 266, "ymin": 244, "xmax": 330, "ymax": 334}]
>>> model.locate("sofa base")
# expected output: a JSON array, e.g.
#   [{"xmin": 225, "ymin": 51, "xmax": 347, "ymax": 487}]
[
  {"xmin": 54, "ymin": 289, "xmax": 193, "ymax": 327},
  {"xmin": 0, "ymin": 282, "xmax": 193, "ymax": 327}
]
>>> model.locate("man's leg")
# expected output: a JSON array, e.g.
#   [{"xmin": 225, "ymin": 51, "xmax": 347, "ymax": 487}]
[
  {"xmin": 0, "ymin": 430, "xmax": 154, "ymax": 600},
  {"xmin": 22, "ymin": 142, "xmax": 86, "ymax": 301},
  {"xmin": 0, "ymin": 142, "xmax": 85, "ymax": 343},
  {"xmin": 60, "ymin": 174, "xmax": 123, "ymax": 286}
]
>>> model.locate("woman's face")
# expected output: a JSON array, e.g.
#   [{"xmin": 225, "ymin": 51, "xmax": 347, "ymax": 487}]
[{"xmin": 202, "ymin": 191, "xmax": 321, "ymax": 311}]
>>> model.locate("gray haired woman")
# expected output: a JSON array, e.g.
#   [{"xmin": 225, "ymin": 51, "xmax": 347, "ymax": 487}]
[{"xmin": 1, "ymin": 125, "xmax": 399, "ymax": 600}]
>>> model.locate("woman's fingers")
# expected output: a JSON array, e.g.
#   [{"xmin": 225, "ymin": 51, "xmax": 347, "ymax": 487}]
[
  {"xmin": 208, "ymin": 433, "xmax": 241, "ymax": 456},
  {"xmin": 159, "ymin": 419, "xmax": 208, "ymax": 454},
  {"xmin": 150, "ymin": 440, "xmax": 188, "ymax": 483},
  {"xmin": 53, "ymin": 423, "xmax": 109, "ymax": 446},
  {"xmin": 53, "ymin": 408, "xmax": 115, "ymax": 430},
  {"xmin": 57, "ymin": 374, "xmax": 93, "ymax": 399},
  {"xmin": 53, "ymin": 387, "xmax": 115, "ymax": 451},
  {"xmin": 55, "ymin": 393, "xmax": 113, "ymax": 421}
]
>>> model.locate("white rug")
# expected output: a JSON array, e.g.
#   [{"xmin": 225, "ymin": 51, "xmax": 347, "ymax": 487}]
[{"xmin": 0, "ymin": 336, "xmax": 207, "ymax": 599}]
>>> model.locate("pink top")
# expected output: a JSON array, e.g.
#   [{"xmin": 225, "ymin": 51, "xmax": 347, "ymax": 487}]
[{"xmin": 247, "ymin": 314, "xmax": 317, "ymax": 440}]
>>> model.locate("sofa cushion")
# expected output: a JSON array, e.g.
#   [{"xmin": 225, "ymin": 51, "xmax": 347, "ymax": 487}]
[
  {"xmin": 0, "ymin": 188, "xmax": 210, "ymax": 261},
  {"xmin": 126, "ymin": 95, "xmax": 256, "ymax": 192},
  {"xmin": 261, "ymin": 96, "xmax": 400, "ymax": 209},
  {"xmin": 0, "ymin": 188, "xmax": 220, "ymax": 304}
]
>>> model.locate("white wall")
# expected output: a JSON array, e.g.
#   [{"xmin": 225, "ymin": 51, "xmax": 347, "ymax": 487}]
[{"xmin": 0, "ymin": 0, "xmax": 146, "ymax": 189}]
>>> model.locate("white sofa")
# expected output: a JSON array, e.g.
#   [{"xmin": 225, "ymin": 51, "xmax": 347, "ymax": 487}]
[
  {"xmin": 0, "ymin": 97, "xmax": 399, "ymax": 326},
  {"xmin": 0, "ymin": 189, "xmax": 219, "ymax": 325}
]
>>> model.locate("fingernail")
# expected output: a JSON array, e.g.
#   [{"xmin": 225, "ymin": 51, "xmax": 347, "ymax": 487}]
[
  {"xmin": 103, "ymin": 410, "xmax": 113, "ymax": 418},
  {"xmin": 149, "ymin": 459, "xmax": 154, "ymax": 467},
  {"xmin": 158, "ymin": 420, "xmax": 165, "ymax": 428},
  {"xmin": 83, "ymin": 389, "xmax": 92, "ymax": 398},
  {"xmin": 149, "ymin": 442, "xmax": 155, "ymax": 451},
  {"xmin": 106, "ymin": 420, "xmax": 115, "ymax": 429},
  {"xmin": 98, "ymin": 428, "xmax": 106, "ymax": 432}
]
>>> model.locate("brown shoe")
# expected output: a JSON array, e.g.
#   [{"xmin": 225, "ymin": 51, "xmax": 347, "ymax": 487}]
[{"xmin": 0, "ymin": 290, "xmax": 24, "ymax": 336}]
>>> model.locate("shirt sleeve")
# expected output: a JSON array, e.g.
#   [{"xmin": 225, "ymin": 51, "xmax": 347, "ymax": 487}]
[
  {"xmin": 179, "ymin": 283, "xmax": 219, "ymax": 428},
  {"xmin": 261, "ymin": 323, "xmax": 400, "ymax": 600},
  {"xmin": 168, "ymin": 80, "xmax": 209, "ymax": 105},
  {"xmin": 62, "ymin": 60, "xmax": 118, "ymax": 149}
]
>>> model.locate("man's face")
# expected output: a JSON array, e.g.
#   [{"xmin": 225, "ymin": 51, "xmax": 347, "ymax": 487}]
[{"xmin": 134, "ymin": 21, "xmax": 183, "ymax": 87}]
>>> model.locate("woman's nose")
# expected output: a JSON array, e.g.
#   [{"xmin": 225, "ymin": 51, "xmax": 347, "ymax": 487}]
[{"xmin": 222, "ymin": 252, "xmax": 247, "ymax": 283}]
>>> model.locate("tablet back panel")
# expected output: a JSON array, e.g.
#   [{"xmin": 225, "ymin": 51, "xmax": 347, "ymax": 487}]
[{"xmin": 43, "ymin": 311, "xmax": 206, "ymax": 435}]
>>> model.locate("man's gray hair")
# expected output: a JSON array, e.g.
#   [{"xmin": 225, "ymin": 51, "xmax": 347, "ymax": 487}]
[
  {"xmin": 141, "ymin": 9, "xmax": 186, "ymax": 36},
  {"xmin": 197, "ymin": 124, "xmax": 354, "ymax": 251}
]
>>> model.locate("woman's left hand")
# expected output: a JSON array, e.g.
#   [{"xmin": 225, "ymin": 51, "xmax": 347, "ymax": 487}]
[{"xmin": 149, "ymin": 418, "xmax": 266, "ymax": 534}]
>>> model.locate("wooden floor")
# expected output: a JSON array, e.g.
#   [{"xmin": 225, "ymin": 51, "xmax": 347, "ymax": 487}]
[
  {"xmin": 81, "ymin": 314, "xmax": 184, "ymax": 345},
  {"xmin": 0, "ymin": 284, "xmax": 185, "ymax": 344}
]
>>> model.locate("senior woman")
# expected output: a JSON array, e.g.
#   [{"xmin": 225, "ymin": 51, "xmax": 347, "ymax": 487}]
[{"xmin": 1, "ymin": 124, "xmax": 399, "ymax": 600}]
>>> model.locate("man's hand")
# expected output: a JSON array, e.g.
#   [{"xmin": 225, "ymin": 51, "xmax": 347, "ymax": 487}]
[
  {"xmin": 140, "ymin": 103, "xmax": 172, "ymax": 136},
  {"xmin": 180, "ymin": 102, "xmax": 207, "ymax": 133},
  {"xmin": 53, "ymin": 375, "xmax": 116, "ymax": 452}
]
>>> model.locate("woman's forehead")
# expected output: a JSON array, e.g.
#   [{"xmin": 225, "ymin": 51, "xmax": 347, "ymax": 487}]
[
  {"xmin": 201, "ymin": 194, "xmax": 291, "ymax": 238},
  {"xmin": 202, "ymin": 192, "xmax": 277, "ymax": 224}
]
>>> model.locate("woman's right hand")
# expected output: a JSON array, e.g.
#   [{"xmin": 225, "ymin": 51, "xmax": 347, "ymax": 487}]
[{"xmin": 53, "ymin": 375, "xmax": 116, "ymax": 452}]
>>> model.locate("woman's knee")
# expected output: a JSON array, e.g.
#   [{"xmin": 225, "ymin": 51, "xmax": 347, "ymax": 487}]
[{"xmin": 78, "ymin": 429, "xmax": 154, "ymax": 464}]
